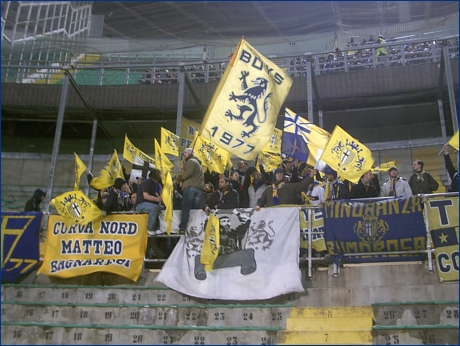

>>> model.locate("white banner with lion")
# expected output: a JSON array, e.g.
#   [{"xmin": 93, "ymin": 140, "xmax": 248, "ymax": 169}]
[{"xmin": 155, "ymin": 207, "xmax": 303, "ymax": 300}]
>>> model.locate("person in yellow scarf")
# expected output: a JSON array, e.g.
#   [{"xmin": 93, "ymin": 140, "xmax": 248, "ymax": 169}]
[
  {"xmin": 254, "ymin": 168, "xmax": 312, "ymax": 210},
  {"xmin": 408, "ymin": 160, "xmax": 439, "ymax": 195},
  {"xmin": 381, "ymin": 166, "xmax": 412, "ymax": 197}
]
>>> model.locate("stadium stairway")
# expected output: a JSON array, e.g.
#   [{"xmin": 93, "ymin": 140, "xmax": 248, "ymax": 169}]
[{"xmin": 1, "ymin": 263, "xmax": 459, "ymax": 345}]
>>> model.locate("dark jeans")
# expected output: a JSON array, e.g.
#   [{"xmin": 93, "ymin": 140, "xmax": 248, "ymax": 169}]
[{"xmin": 179, "ymin": 187, "xmax": 203, "ymax": 230}]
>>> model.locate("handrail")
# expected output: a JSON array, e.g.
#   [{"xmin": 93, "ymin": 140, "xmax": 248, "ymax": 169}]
[{"xmin": 2, "ymin": 36, "xmax": 458, "ymax": 85}]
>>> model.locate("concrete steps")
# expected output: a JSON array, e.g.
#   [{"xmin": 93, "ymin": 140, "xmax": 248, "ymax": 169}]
[
  {"xmin": 372, "ymin": 301, "xmax": 459, "ymax": 345},
  {"xmin": 279, "ymin": 306, "xmax": 373, "ymax": 345},
  {"xmin": 1, "ymin": 282, "xmax": 291, "ymax": 344}
]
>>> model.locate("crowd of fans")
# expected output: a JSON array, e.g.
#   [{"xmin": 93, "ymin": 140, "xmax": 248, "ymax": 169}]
[{"xmin": 26, "ymin": 143, "xmax": 458, "ymax": 260}]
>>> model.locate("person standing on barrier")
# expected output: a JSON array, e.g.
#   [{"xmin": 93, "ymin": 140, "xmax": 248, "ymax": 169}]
[
  {"xmin": 254, "ymin": 168, "xmax": 312, "ymax": 210},
  {"xmin": 136, "ymin": 169, "xmax": 163, "ymax": 235},
  {"xmin": 409, "ymin": 160, "xmax": 439, "ymax": 195},
  {"xmin": 381, "ymin": 166, "xmax": 412, "ymax": 197},
  {"xmin": 350, "ymin": 170, "xmax": 379, "ymax": 199},
  {"xmin": 442, "ymin": 144, "xmax": 459, "ymax": 192},
  {"xmin": 178, "ymin": 148, "xmax": 205, "ymax": 234}
]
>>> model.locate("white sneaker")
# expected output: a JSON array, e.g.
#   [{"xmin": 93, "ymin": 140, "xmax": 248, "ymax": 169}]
[
  {"xmin": 154, "ymin": 229, "xmax": 166, "ymax": 235},
  {"xmin": 147, "ymin": 230, "xmax": 156, "ymax": 236}
]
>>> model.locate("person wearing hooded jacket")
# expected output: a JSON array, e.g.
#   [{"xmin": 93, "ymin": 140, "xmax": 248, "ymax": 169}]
[
  {"xmin": 102, "ymin": 177, "xmax": 132, "ymax": 215},
  {"xmin": 24, "ymin": 188, "xmax": 46, "ymax": 212},
  {"xmin": 178, "ymin": 148, "xmax": 205, "ymax": 234},
  {"xmin": 254, "ymin": 168, "xmax": 312, "ymax": 210},
  {"xmin": 247, "ymin": 170, "xmax": 267, "ymax": 208}
]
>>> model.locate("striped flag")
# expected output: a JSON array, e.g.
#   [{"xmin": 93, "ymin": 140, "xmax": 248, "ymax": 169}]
[{"xmin": 199, "ymin": 38, "xmax": 292, "ymax": 160}]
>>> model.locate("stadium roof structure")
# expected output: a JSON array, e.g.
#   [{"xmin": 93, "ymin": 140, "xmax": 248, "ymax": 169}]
[{"xmin": 88, "ymin": 1, "xmax": 459, "ymax": 53}]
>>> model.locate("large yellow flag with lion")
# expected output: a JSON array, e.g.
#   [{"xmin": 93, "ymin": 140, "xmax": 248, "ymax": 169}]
[{"xmin": 199, "ymin": 38, "xmax": 292, "ymax": 160}]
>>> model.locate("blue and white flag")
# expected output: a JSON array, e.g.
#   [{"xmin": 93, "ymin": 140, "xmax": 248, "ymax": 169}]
[{"xmin": 282, "ymin": 108, "xmax": 330, "ymax": 170}]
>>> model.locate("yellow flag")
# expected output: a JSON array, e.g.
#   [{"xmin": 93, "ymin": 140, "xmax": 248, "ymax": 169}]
[
  {"xmin": 74, "ymin": 153, "xmax": 87, "ymax": 191},
  {"xmin": 123, "ymin": 134, "xmax": 155, "ymax": 165},
  {"xmin": 161, "ymin": 171, "xmax": 173, "ymax": 235},
  {"xmin": 154, "ymin": 138, "xmax": 174, "ymax": 177},
  {"xmin": 374, "ymin": 160, "xmax": 396, "ymax": 173},
  {"xmin": 261, "ymin": 128, "xmax": 283, "ymax": 154},
  {"xmin": 201, "ymin": 214, "xmax": 220, "ymax": 272},
  {"xmin": 319, "ymin": 126, "xmax": 374, "ymax": 183},
  {"xmin": 180, "ymin": 118, "xmax": 201, "ymax": 152},
  {"xmin": 448, "ymin": 130, "xmax": 459, "ymax": 151},
  {"xmin": 89, "ymin": 149, "xmax": 124, "ymax": 190},
  {"xmin": 199, "ymin": 38, "xmax": 293, "ymax": 160},
  {"xmin": 193, "ymin": 135, "xmax": 230, "ymax": 173},
  {"xmin": 123, "ymin": 134, "xmax": 155, "ymax": 182},
  {"xmin": 259, "ymin": 151, "xmax": 282, "ymax": 172},
  {"xmin": 51, "ymin": 190, "xmax": 102, "ymax": 227},
  {"xmin": 161, "ymin": 127, "xmax": 179, "ymax": 156}
]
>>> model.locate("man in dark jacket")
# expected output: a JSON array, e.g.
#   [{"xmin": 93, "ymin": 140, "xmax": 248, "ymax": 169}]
[
  {"xmin": 254, "ymin": 168, "xmax": 312, "ymax": 209},
  {"xmin": 204, "ymin": 177, "xmax": 239, "ymax": 212},
  {"xmin": 350, "ymin": 170, "xmax": 379, "ymax": 199},
  {"xmin": 24, "ymin": 188, "xmax": 46, "ymax": 212},
  {"xmin": 442, "ymin": 144, "xmax": 459, "ymax": 192},
  {"xmin": 409, "ymin": 160, "xmax": 439, "ymax": 195}
]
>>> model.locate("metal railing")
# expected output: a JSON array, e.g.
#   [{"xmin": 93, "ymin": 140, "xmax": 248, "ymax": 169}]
[{"xmin": 2, "ymin": 36, "xmax": 458, "ymax": 85}]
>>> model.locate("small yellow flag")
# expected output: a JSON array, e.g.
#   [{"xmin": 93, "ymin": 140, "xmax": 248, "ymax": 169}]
[
  {"xmin": 123, "ymin": 134, "xmax": 155, "ymax": 165},
  {"xmin": 373, "ymin": 161, "xmax": 396, "ymax": 173},
  {"xmin": 51, "ymin": 190, "xmax": 102, "ymax": 227},
  {"xmin": 259, "ymin": 150, "xmax": 282, "ymax": 172},
  {"xmin": 74, "ymin": 153, "xmax": 87, "ymax": 191},
  {"xmin": 201, "ymin": 214, "xmax": 220, "ymax": 272},
  {"xmin": 161, "ymin": 171, "xmax": 174, "ymax": 235},
  {"xmin": 448, "ymin": 130, "xmax": 459, "ymax": 151},
  {"xmin": 193, "ymin": 135, "xmax": 230, "ymax": 174},
  {"xmin": 154, "ymin": 138, "xmax": 174, "ymax": 176},
  {"xmin": 89, "ymin": 149, "xmax": 124, "ymax": 190},
  {"xmin": 319, "ymin": 126, "xmax": 374, "ymax": 183},
  {"xmin": 161, "ymin": 127, "xmax": 179, "ymax": 156}
]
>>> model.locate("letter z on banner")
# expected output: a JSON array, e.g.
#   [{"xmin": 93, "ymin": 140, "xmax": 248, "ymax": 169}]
[{"xmin": 155, "ymin": 207, "xmax": 303, "ymax": 300}]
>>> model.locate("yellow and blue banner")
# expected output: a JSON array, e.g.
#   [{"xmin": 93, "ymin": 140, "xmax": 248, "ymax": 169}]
[
  {"xmin": 299, "ymin": 208, "xmax": 327, "ymax": 252},
  {"xmin": 425, "ymin": 195, "xmax": 458, "ymax": 282},
  {"xmin": 258, "ymin": 150, "xmax": 282, "ymax": 173},
  {"xmin": 323, "ymin": 197, "xmax": 426, "ymax": 265},
  {"xmin": 38, "ymin": 214, "xmax": 148, "ymax": 281},
  {"xmin": 199, "ymin": 38, "xmax": 292, "ymax": 160},
  {"xmin": 319, "ymin": 125, "xmax": 374, "ymax": 183},
  {"xmin": 1, "ymin": 212, "xmax": 42, "ymax": 283}
]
